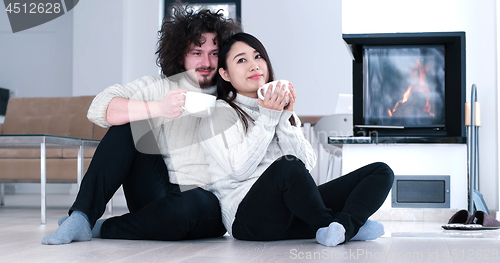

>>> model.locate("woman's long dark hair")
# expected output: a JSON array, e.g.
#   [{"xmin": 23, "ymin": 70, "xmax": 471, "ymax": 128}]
[{"xmin": 216, "ymin": 33, "xmax": 275, "ymax": 132}]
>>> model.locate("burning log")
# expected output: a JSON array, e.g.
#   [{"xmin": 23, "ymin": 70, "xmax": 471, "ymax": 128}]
[{"xmin": 391, "ymin": 91, "xmax": 429, "ymax": 117}]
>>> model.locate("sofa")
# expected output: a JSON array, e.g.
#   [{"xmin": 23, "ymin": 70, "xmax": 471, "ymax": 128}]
[{"xmin": 0, "ymin": 96, "xmax": 107, "ymax": 208}]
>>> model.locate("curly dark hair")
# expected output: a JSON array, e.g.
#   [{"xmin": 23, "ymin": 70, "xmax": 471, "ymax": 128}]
[{"xmin": 156, "ymin": 1, "xmax": 242, "ymax": 77}]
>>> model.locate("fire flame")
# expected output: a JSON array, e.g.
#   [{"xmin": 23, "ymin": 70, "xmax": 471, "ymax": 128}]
[
  {"xmin": 402, "ymin": 86, "xmax": 412, "ymax": 103},
  {"xmin": 388, "ymin": 59, "xmax": 435, "ymax": 117}
]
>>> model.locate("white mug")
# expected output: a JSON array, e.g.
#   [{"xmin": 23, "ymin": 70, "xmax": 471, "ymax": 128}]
[
  {"xmin": 182, "ymin": 91, "xmax": 216, "ymax": 118},
  {"xmin": 257, "ymin": 80, "xmax": 290, "ymax": 105}
]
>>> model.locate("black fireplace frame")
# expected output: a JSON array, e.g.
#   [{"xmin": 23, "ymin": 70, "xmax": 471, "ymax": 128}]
[{"xmin": 343, "ymin": 32, "xmax": 466, "ymax": 143}]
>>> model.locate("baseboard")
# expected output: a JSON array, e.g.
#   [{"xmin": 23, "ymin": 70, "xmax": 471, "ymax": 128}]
[
  {"xmin": 370, "ymin": 208, "xmax": 498, "ymax": 222},
  {"xmin": 4, "ymin": 183, "xmax": 74, "ymax": 194},
  {"xmin": 3, "ymin": 183, "xmax": 125, "ymax": 196}
]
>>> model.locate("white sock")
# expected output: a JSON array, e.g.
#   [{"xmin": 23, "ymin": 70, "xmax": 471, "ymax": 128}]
[
  {"xmin": 351, "ymin": 220, "xmax": 385, "ymax": 241},
  {"xmin": 316, "ymin": 222, "xmax": 346, "ymax": 247}
]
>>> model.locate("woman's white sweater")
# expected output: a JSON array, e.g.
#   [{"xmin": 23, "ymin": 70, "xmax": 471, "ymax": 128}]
[
  {"xmin": 198, "ymin": 94, "xmax": 317, "ymax": 236},
  {"xmin": 87, "ymin": 74, "xmax": 216, "ymax": 187}
]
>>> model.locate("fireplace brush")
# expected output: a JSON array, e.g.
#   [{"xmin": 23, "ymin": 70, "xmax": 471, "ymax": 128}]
[{"xmin": 467, "ymin": 84, "xmax": 489, "ymax": 214}]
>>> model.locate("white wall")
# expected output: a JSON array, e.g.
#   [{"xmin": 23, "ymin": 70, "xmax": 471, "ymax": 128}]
[
  {"xmin": 0, "ymin": 5, "xmax": 73, "ymax": 98},
  {"xmin": 72, "ymin": 0, "xmax": 160, "ymax": 96},
  {"xmin": 72, "ymin": 0, "xmax": 124, "ymax": 96},
  {"xmin": 497, "ymin": 0, "xmax": 500, "ymax": 218},
  {"xmin": 122, "ymin": 0, "xmax": 162, "ymax": 84},
  {"xmin": 343, "ymin": 0, "xmax": 498, "ymax": 211}
]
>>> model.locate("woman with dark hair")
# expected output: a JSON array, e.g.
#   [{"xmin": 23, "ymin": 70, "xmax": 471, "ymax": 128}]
[{"xmin": 198, "ymin": 32, "xmax": 394, "ymax": 246}]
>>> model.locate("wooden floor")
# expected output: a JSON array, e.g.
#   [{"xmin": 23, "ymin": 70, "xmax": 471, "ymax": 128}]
[{"xmin": 1, "ymin": 194, "xmax": 500, "ymax": 262}]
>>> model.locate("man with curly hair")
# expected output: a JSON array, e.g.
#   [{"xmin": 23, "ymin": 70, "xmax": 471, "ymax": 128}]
[{"xmin": 42, "ymin": 3, "xmax": 241, "ymax": 245}]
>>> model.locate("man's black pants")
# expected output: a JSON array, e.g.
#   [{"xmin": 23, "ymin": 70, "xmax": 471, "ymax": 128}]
[{"xmin": 70, "ymin": 123, "xmax": 226, "ymax": 240}]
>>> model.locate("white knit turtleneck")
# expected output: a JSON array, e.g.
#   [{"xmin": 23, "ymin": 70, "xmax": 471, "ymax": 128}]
[{"xmin": 198, "ymin": 93, "xmax": 317, "ymax": 236}]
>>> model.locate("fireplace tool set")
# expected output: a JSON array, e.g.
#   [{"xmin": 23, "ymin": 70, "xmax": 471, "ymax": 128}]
[{"xmin": 466, "ymin": 84, "xmax": 489, "ymax": 214}]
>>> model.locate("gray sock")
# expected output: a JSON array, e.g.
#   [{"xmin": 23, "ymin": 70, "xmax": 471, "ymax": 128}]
[
  {"xmin": 58, "ymin": 215, "xmax": 104, "ymax": 238},
  {"xmin": 57, "ymin": 216, "xmax": 69, "ymax": 226},
  {"xmin": 316, "ymin": 222, "xmax": 346, "ymax": 247},
  {"xmin": 91, "ymin": 219, "xmax": 105, "ymax": 238},
  {"xmin": 351, "ymin": 220, "xmax": 385, "ymax": 241},
  {"xmin": 42, "ymin": 211, "xmax": 92, "ymax": 245}
]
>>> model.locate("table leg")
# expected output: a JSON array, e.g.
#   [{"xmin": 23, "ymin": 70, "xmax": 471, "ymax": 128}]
[
  {"xmin": 106, "ymin": 199, "xmax": 113, "ymax": 214},
  {"xmin": 41, "ymin": 138, "xmax": 46, "ymax": 225},
  {"xmin": 0, "ymin": 183, "xmax": 4, "ymax": 206},
  {"xmin": 77, "ymin": 144, "xmax": 84, "ymax": 187}
]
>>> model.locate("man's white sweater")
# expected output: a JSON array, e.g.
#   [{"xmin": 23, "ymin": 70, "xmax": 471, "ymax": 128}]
[
  {"xmin": 198, "ymin": 94, "xmax": 317, "ymax": 236},
  {"xmin": 87, "ymin": 74, "xmax": 216, "ymax": 187}
]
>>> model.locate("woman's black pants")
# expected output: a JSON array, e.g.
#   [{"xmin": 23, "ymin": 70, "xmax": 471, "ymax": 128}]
[
  {"xmin": 232, "ymin": 155, "xmax": 394, "ymax": 242},
  {"xmin": 69, "ymin": 122, "xmax": 226, "ymax": 240}
]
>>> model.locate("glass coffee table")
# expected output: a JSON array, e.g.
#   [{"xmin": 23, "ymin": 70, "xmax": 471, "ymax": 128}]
[{"xmin": 0, "ymin": 135, "xmax": 100, "ymax": 224}]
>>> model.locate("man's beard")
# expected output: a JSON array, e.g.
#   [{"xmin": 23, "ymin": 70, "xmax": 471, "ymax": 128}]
[
  {"xmin": 198, "ymin": 74, "xmax": 214, "ymax": 88},
  {"xmin": 186, "ymin": 67, "xmax": 215, "ymax": 88}
]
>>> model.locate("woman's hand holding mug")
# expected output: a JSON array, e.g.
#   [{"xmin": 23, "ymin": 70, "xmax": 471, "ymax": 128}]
[
  {"xmin": 258, "ymin": 80, "xmax": 291, "ymax": 111},
  {"xmin": 284, "ymin": 82, "xmax": 296, "ymax": 112}
]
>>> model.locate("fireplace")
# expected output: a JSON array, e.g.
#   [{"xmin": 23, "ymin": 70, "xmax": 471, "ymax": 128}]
[{"xmin": 343, "ymin": 32, "xmax": 466, "ymax": 143}]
